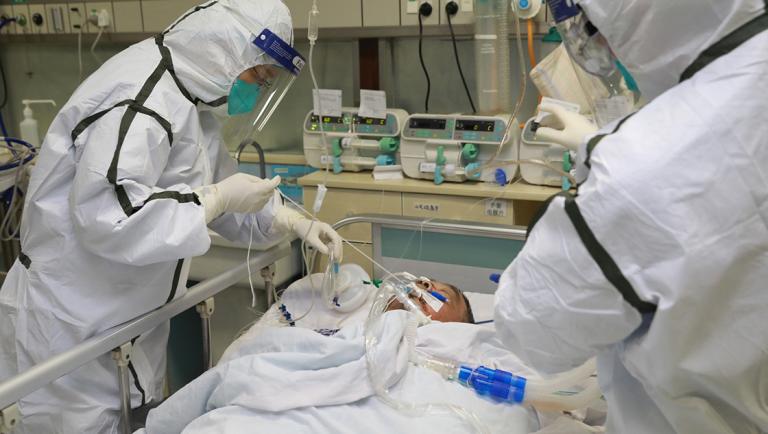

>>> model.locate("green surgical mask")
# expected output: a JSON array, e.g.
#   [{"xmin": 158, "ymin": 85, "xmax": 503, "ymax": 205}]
[{"xmin": 227, "ymin": 79, "xmax": 262, "ymax": 116}]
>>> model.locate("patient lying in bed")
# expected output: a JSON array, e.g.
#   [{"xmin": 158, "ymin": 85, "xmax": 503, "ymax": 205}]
[
  {"xmin": 137, "ymin": 266, "xmax": 604, "ymax": 434},
  {"xmin": 385, "ymin": 280, "xmax": 475, "ymax": 324}
]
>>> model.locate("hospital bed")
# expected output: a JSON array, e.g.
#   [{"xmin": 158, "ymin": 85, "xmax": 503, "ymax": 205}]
[
  {"xmin": 0, "ymin": 216, "xmax": 600, "ymax": 434},
  {"xmin": 0, "ymin": 241, "xmax": 293, "ymax": 434}
]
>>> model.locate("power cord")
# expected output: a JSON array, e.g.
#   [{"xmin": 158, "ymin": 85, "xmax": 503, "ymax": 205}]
[
  {"xmin": 445, "ymin": 1, "xmax": 476, "ymax": 113},
  {"xmin": 417, "ymin": 2, "xmax": 432, "ymax": 113}
]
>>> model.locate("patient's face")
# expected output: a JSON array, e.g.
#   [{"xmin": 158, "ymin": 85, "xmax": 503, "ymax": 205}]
[{"xmin": 385, "ymin": 281, "xmax": 471, "ymax": 323}]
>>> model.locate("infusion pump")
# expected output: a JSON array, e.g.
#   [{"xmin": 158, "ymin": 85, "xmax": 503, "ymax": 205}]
[
  {"xmin": 303, "ymin": 108, "xmax": 408, "ymax": 173},
  {"xmin": 400, "ymin": 114, "xmax": 519, "ymax": 184},
  {"xmin": 519, "ymin": 117, "xmax": 571, "ymax": 188}
]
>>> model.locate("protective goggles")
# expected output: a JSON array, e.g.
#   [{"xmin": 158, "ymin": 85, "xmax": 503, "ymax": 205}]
[
  {"xmin": 546, "ymin": 0, "xmax": 617, "ymax": 78},
  {"xmin": 223, "ymin": 29, "xmax": 306, "ymax": 143}
]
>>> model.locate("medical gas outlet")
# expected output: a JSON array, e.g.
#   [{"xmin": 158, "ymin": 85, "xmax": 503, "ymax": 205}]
[
  {"xmin": 303, "ymin": 108, "xmax": 408, "ymax": 173},
  {"xmin": 400, "ymin": 114, "xmax": 519, "ymax": 184}
]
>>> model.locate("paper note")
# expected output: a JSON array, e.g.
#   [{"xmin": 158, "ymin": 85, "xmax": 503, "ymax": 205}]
[
  {"xmin": 312, "ymin": 89, "xmax": 342, "ymax": 117},
  {"xmin": 358, "ymin": 89, "xmax": 387, "ymax": 120},
  {"xmin": 485, "ymin": 199, "xmax": 508, "ymax": 218},
  {"xmin": 594, "ymin": 95, "xmax": 634, "ymax": 128}
]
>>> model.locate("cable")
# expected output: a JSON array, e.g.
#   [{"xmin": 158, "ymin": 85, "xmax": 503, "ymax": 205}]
[
  {"xmin": 77, "ymin": 28, "xmax": 83, "ymax": 81},
  {"xmin": 72, "ymin": 7, "xmax": 83, "ymax": 81},
  {"xmin": 0, "ymin": 138, "xmax": 35, "ymax": 241},
  {"xmin": 417, "ymin": 10, "xmax": 431, "ymax": 113},
  {"xmin": 527, "ymin": 18, "xmax": 537, "ymax": 69},
  {"xmin": 446, "ymin": 7, "xmax": 476, "ymax": 113},
  {"xmin": 0, "ymin": 56, "xmax": 8, "ymax": 109},
  {"xmin": 90, "ymin": 27, "xmax": 104, "ymax": 65}
]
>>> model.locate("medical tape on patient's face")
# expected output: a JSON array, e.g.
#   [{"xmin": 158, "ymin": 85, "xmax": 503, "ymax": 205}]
[{"xmin": 421, "ymin": 289, "xmax": 445, "ymax": 312}]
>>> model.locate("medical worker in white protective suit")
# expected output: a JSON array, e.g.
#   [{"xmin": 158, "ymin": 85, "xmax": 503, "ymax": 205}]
[
  {"xmin": 0, "ymin": 0, "xmax": 342, "ymax": 432},
  {"xmin": 495, "ymin": 0, "xmax": 768, "ymax": 433}
]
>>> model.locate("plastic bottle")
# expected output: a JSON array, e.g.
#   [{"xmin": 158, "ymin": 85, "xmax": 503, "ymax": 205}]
[{"xmin": 19, "ymin": 99, "xmax": 56, "ymax": 148}]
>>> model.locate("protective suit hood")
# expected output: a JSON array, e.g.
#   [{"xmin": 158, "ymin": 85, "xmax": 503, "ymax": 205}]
[
  {"xmin": 161, "ymin": 0, "xmax": 293, "ymax": 106},
  {"xmin": 577, "ymin": 0, "xmax": 766, "ymax": 100}
]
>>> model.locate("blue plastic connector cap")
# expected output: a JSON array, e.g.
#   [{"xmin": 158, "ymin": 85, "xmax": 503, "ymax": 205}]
[
  {"xmin": 494, "ymin": 169, "xmax": 507, "ymax": 186},
  {"xmin": 465, "ymin": 162, "xmax": 482, "ymax": 180},
  {"xmin": 490, "ymin": 273, "xmax": 501, "ymax": 284},
  {"xmin": 333, "ymin": 156, "xmax": 343, "ymax": 174},
  {"xmin": 458, "ymin": 365, "xmax": 527, "ymax": 404},
  {"xmin": 375, "ymin": 154, "xmax": 395, "ymax": 166},
  {"xmin": 519, "ymin": 0, "xmax": 530, "ymax": 9}
]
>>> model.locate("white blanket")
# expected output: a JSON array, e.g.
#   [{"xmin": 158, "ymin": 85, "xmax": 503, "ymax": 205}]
[
  {"xmin": 138, "ymin": 271, "xmax": 604, "ymax": 434},
  {"xmin": 140, "ymin": 311, "xmax": 530, "ymax": 434}
]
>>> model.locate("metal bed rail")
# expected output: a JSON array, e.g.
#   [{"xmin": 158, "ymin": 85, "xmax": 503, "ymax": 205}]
[
  {"xmin": 0, "ymin": 242, "xmax": 291, "ymax": 434},
  {"xmin": 332, "ymin": 214, "xmax": 527, "ymax": 240}
]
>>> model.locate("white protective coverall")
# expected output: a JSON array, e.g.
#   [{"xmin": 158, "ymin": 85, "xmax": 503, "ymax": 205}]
[
  {"xmin": 0, "ymin": 1, "xmax": 295, "ymax": 433},
  {"xmin": 495, "ymin": 0, "xmax": 768, "ymax": 433}
]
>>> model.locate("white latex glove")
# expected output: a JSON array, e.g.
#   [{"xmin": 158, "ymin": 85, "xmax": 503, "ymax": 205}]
[
  {"xmin": 194, "ymin": 173, "xmax": 281, "ymax": 223},
  {"xmin": 273, "ymin": 206, "xmax": 343, "ymax": 260},
  {"xmin": 535, "ymin": 102, "xmax": 598, "ymax": 151}
]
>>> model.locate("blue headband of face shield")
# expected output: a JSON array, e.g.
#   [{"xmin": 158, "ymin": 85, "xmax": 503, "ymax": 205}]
[{"xmin": 226, "ymin": 29, "xmax": 305, "ymax": 117}]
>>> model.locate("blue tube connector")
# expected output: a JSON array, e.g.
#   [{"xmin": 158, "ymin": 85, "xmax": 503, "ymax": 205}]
[
  {"xmin": 429, "ymin": 290, "xmax": 447, "ymax": 302},
  {"xmin": 458, "ymin": 365, "xmax": 527, "ymax": 404},
  {"xmin": 489, "ymin": 273, "xmax": 501, "ymax": 284},
  {"xmin": 494, "ymin": 169, "xmax": 508, "ymax": 186}
]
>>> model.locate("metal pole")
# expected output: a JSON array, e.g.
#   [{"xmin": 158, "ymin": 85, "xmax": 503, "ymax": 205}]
[
  {"xmin": 0, "ymin": 242, "xmax": 290, "ymax": 411},
  {"xmin": 111, "ymin": 343, "xmax": 133, "ymax": 434},
  {"xmin": 261, "ymin": 264, "xmax": 276, "ymax": 307},
  {"xmin": 331, "ymin": 214, "xmax": 527, "ymax": 239},
  {"xmin": 195, "ymin": 298, "xmax": 215, "ymax": 371}
]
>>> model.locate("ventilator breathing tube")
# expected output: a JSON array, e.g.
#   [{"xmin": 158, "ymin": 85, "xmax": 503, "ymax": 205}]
[
  {"xmin": 363, "ymin": 273, "xmax": 490, "ymax": 434},
  {"xmin": 415, "ymin": 352, "xmax": 601, "ymax": 412}
]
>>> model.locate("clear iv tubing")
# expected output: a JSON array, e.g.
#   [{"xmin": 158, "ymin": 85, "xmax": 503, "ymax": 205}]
[
  {"xmin": 273, "ymin": 193, "xmax": 489, "ymax": 431},
  {"xmin": 307, "ymin": 1, "xmax": 331, "ymax": 183},
  {"xmin": 364, "ymin": 274, "xmax": 490, "ymax": 434},
  {"xmin": 467, "ymin": 0, "xmax": 528, "ymax": 179}
]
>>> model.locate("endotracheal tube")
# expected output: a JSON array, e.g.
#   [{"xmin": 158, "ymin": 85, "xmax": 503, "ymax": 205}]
[{"xmin": 364, "ymin": 272, "xmax": 489, "ymax": 434}]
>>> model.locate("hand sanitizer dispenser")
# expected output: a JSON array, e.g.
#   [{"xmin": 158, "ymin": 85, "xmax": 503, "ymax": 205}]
[{"xmin": 20, "ymin": 99, "xmax": 56, "ymax": 148}]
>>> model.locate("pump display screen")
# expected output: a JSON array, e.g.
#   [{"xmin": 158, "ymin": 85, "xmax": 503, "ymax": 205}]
[
  {"xmin": 409, "ymin": 118, "xmax": 447, "ymax": 130},
  {"xmin": 456, "ymin": 120, "xmax": 495, "ymax": 132},
  {"xmin": 354, "ymin": 116, "xmax": 387, "ymax": 126},
  {"xmin": 311, "ymin": 115, "xmax": 346, "ymax": 125}
]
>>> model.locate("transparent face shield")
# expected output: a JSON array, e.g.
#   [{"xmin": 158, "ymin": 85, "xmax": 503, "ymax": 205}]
[
  {"xmin": 221, "ymin": 29, "xmax": 305, "ymax": 151},
  {"xmin": 546, "ymin": 0, "xmax": 617, "ymax": 78},
  {"xmin": 541, "ymin": 0, "xmax": 636, "ymax": 126}
]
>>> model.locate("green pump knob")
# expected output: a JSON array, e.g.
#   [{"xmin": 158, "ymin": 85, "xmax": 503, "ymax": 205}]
[
  {"xmin": 379, "ymin": 137, "xmax": 399, "ymax": 153},
  {"xmin": 462, "ymin": 143, "xmax": 479, "ymax": 162},
  {"xmin": 331, "ymin": 138, "xmax": 343, "ymax": 157}
]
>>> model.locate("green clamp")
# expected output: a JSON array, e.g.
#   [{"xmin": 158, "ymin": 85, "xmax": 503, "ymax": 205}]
[
  {"xmin": 562, "ymin": 151, "xmax": 572, "ymax": 191},
  {"xmin": 331, "ymin": 138, "xmax": 343, "ymax": 157},
  {"xmin": 333, "ymin": 156, "xmax": 343, "ymax": 174},
  {"xmin": 379, "ymin": 137, "xmax": 399, "ymax": 153},
  {"xmin": 436, "ymin": 145, "xmax": 446, "ymax": 166},
  {"xmin": 434, "ymin": 145, "xmax": 446, "ymax": 185},
  {"xmin": 363, "ymin": 279, "xmax": 383, "ymax": 288},
  {"xmin": 542, "ymin": 26, "xmax": 562, "ymax": 43},
  {"xmin": 562, "ymin": 151, "xmax": 572, "ymax": 172},
  {"xmin": 462, "ymin": 143, "xmax": 479, "ymax": 162}
]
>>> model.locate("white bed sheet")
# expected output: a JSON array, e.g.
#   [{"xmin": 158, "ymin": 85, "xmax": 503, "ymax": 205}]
[{"xmin": 137, "ymin": 270, "xmax": 604, "ymax": 434}]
